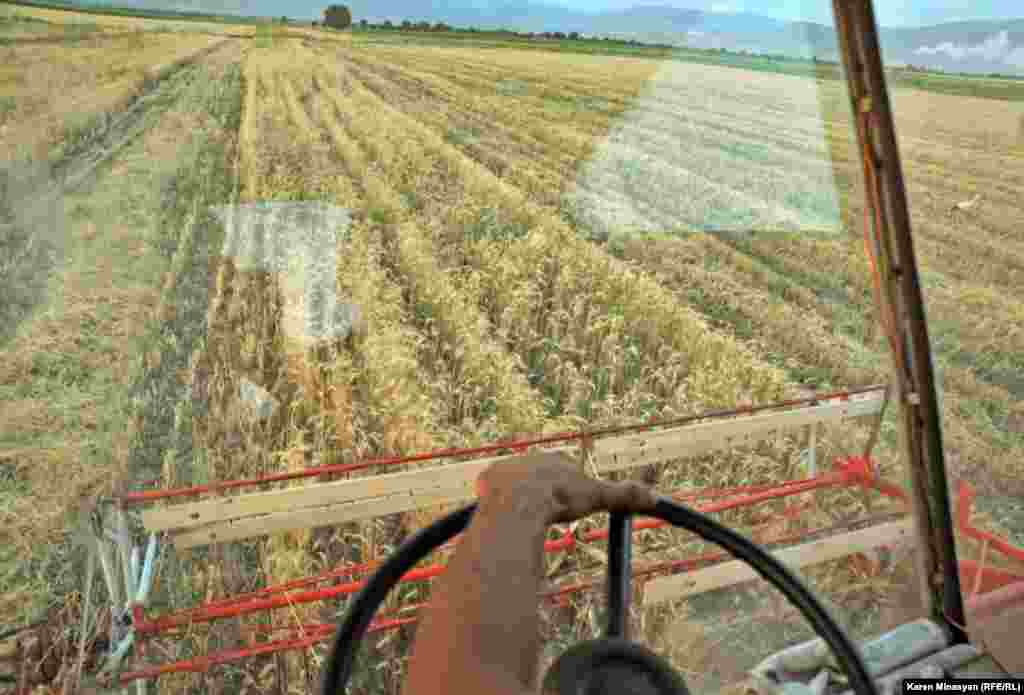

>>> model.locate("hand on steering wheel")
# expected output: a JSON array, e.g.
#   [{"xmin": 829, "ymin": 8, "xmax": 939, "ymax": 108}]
[
  {"xmin": 474, "ymin": 454, "xmax": 658, "ymax": 524},
  {"xmin": 320, "ymin": 453, "xmax": 879, "ymax": 695}
]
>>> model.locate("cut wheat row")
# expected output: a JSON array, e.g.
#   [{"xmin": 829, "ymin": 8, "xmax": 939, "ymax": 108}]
[
  {"xmin": 341, "ymin": 48, "xmax": 1024, "ymax": 453},
  {"xmin": 330, "ymin": 59, "xmax": 793, "ymax": 460},
  {"xmin": 720, "ymin": 228, "xmax": 1024, "ymax": 371},
  {"xmin": 225, "ymin": 46, "xmax": 447, "ymax": 688},
  {"xmin": 343, "ymin": 53, "xmax": 824, "ymax": 244},
  {"xmin": 337, "ymin": 48, "xmax": 597, "ymax": 161},
  {"xmin": 311, "ymin": 63, "xmax": 556, "ymax": 442},
  {"xmin": 338, "ymin": 57, "xmax": 665, "ymax": 231},
  {"xmin": 342, "ymin": 51, "xmax": 841, "ymax": 233},
  {"xmin": 306, "ymin": 55, "xmax": 804, "ymax": 518},
  {"xmin": 357, "ymin": 47, "xmax": 841, "ymax": 159},
  {"xmin": 389, "ymin": 45, "xmax": 1024, "ymax": 208},
  {"xmin": 307, "ymin": 49, "xmax": 571, "ymax": 548},
  {"xmin": 685, "ymin": 234, "xmax": 1024, "ymax": 484}
]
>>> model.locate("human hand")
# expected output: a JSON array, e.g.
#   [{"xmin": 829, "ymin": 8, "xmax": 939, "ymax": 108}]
[{"xmin": 475, "ymin": 450, "xmax": 659, "ymax": 525}]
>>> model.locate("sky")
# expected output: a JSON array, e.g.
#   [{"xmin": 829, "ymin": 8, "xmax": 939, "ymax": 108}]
[
  {"xmin": 151, "ymin": 0, "xmax": 1021, "ymax": 27},
  {"xmin": 554, "ymin": 0, "xmax": 1021, "ymax": 26}
]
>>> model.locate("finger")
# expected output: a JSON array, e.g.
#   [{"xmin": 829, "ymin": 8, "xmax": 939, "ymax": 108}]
[{"xmin": 601, "ymin": 481, "xmax": 657, "ymax": 514}]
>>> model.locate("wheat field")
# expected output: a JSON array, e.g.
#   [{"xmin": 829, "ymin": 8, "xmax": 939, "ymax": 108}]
[{"xmin": 1, "ymin": 18, "xmax": 1023, "ymax": 695}]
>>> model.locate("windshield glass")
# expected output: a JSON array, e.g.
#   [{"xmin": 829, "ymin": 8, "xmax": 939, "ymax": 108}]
[{"xmin": 1, "ymin": 1, "xmax": 1022, "ymax": 692}]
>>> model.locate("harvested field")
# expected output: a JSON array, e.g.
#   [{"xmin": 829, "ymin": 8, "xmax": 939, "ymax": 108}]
[
  {"xmin": 1, "ymin": 15, "xmax": 1023, "ymax": 695},
  {"xmin": 0, "ymin": 31, "xmax": 225, "ymax": 162}
]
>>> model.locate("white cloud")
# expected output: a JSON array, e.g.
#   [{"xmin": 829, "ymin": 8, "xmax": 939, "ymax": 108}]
[
  {"xmin": 916, "ymin": 41, "xmax": 966, "ymax": 59},
  {"xmin": 710, "ymin": 2, "xmax": 737, "ymax": 13},
  {"xmin": 914, "ymin": 30, "xmax": 1014, "ymax": 63}
]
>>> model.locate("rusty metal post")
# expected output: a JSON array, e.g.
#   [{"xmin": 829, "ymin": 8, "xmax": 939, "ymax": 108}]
[{"xmin": 831, "ymin": 0, "xmax": 967, "ymax": 642}]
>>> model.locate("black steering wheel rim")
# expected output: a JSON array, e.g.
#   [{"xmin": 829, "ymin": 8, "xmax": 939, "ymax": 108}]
[{"xmin": 319, "ymin": 498, "xmax": 879, "ymax": 695}]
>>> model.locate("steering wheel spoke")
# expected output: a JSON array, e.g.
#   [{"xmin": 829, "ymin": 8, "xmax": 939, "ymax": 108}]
[{"xmin": 606, "ymin": 511, "xmax": 633, "ymax": 640}]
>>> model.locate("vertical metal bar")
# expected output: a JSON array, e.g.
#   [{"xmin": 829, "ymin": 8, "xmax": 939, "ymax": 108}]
[
  {"xmin": 67, "ymin": 549, "xmax": 97, "ymax": 695},
  {"xmin": 834, "ymin": 0, "xmax": 938, "ymax": 627},
  {"xmin": 808, "ymin": 424, "xmax": 817, "ymax": 477},
  {"xmin": 130, "ymin": 547, "xmax": 140, "ymax": 595},
  {"xmin": 606, "ymin": 511, "xmax": 632, "ymax": 639},
  {"xmin": 831, "ymin": 0, "xmax": 966, "ymax": 642},
  {"xmin": 136, "ymin": 534, "xmax": 158, "ymax": 605},
  {"xmin": 117, "ymin": 507, "xmax": 136, "ymax": 608}
]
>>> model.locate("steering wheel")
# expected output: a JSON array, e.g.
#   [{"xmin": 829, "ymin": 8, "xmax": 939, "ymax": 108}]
[{"xmin": 319, "ymin": 498, "xmax": 879, "ymax": 695}]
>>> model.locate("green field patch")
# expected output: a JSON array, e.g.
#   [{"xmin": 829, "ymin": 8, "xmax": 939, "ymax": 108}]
[
  {"xmin": 465, "ymin": 206, "xmax": 529, "ymax": 242},
  {"xmin": 444, "ymin": 125, "xmax": 482, "ymax": 146},
  {"xmin": 496, "ymin": 78, "xmax": 530, "ymax": 96}
]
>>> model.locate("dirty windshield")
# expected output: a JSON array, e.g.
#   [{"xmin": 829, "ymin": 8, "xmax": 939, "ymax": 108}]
[{"xmin": 2, "ymin": 0, "xmax": 1023, "ymax": 692}]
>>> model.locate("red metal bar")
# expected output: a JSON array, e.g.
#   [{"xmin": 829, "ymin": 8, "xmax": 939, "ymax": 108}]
[
  {"xmin": 135, "ymin": 470, "xmax": 858, "ymax": 636},
  {"xmin": 958, "ymin": 559, "xmax": 1024, "ymax": 597},
  {"xmin": 956, "ymin": 480, "xmax": 1024, "ymax": 563},
  {"xmin": 114, "ymin": 614, "xmax": 420, "ymax": 684},
  {"xmin": 141, "ymin": 453, "xmax": 929, "ymax": 638},
  {"xmin": 136, "ymin": 479, "xmax": 828, "ymax": 628},
  {"xmin": 583, "ymin": 471, "xmax": 850, "ymax": 540},
  {"xmin": 115, "ymin": 452, "xmax": 1024, "ymax": 686},
  {"xmin": 139, "ymin": 478, "xmax": 837, "ymax": 626},
  {"xmin": 113, "ymin": 523, "xmax": 857, "ymax": 685},
  {"xmin": 135, "ymin": 563, "xmax": 449, "ymax": 635},
  {"xmin": 164, "ymin": 479, "xmax": 820, "ymax": 616},
  {"xmin": 118, "ymin": 385, "xmax": 886, "ymax": 504},
  {"xmin": 965, "ymin": 577, "xmax": 1024, "ymax": 622},
  {"xmin": 117, "ymin": 552, "xmax": 1024, "ymax": 686}
]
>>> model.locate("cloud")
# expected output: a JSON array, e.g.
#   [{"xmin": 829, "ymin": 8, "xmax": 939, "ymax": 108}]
[
  {"xmin": 914, "ymin": 30, "xmax": 1014, "ymax": 63},
  {"xmin": 1006, "ymin": 46, "xmax": 1024, "ymax": 68},
  {"xmin": 710, "ymin": 2, "xmax": 737, "ymax": 12}
]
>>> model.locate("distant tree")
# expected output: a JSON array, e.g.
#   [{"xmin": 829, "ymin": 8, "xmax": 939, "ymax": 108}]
[
  {"xmin": 433, "ymin": 21, "xmax": 448, "ymax": 32},
  {"xmin": 401, "ymin": 19, "xmax": 412, "ymax": 29},
  {"xmin": 382, "ymin": 19, "xmax": 393, "ymax": 28},
  {"xmin": 359, "ymin": 18, "xmax": 367, "ymax": 27},
  {"xmin": 312, "ymin": 20, "xmax": 319, "ymax": 26},
  {"xmin": 568, "ymin": 31, "xmax": 579, "ymax": 40},
  {"xmin": 323, "ymin": 4, "xmax": 351, "ymax": 29},
  {"xmin": 416, "ymin": 20, "xmax": 430, "ymax": 30},
  {"xmin": 280, "ymin": 16, "xmax": 288, "ymax": 23},
  {"xmin": 553, "ymin": 31, "xmax": 565, "ymax": 39}
]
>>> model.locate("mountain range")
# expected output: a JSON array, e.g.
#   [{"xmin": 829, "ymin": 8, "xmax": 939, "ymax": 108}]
[{"xmin": 91, "ymin": 0, "xmax": 1024, "ymax": 75}]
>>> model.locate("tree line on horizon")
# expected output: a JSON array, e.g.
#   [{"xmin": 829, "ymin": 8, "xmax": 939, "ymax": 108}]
[{"xmin": 316, "ymin": 4, "xmax": 606, "ymax": 41}]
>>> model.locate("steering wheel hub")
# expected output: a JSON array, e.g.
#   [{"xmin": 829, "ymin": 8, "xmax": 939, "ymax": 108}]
[{"xmin": 542, "ymin": 638, "xmax": 690, "ymax": 695}]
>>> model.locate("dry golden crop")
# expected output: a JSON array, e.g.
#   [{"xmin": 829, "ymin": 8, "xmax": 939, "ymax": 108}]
[
  {"xmin": 4, "ymin": 20, "xmax": 1023, "ymax": 693},
  {"xmin": 222, "ymin": 37, "xmax": 1023, "ymax": 662},
  {"xmin": 3, "ymin": 3, "xmax": 257, "ymax": 35},
  {"xmin": 0, "ymin": 32, "xmax": 224, "ymax": 161}
]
